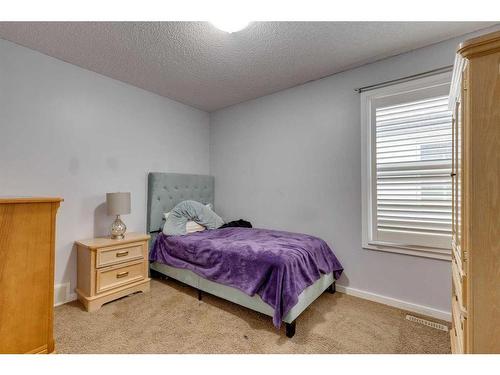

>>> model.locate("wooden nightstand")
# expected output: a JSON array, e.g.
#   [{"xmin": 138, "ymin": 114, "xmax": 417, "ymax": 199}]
[{"xmin": 75, "ymin": 232, "xmax": 151, "ymax": 312}]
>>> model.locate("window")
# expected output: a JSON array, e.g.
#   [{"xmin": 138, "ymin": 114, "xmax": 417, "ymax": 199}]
[{"xmin": 361, "ymin": 72, "xmax": 452, "ymax": 260}]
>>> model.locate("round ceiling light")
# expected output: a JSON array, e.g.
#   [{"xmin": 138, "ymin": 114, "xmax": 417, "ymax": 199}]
[{"xmin": 210, "ymin": 20, "xmax": 249, "ymax": 33}]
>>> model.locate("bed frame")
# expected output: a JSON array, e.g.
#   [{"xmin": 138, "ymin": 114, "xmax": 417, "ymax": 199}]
[{"xmin": 146, "ymin": 172, "xmax": 335, "ymax": 338}]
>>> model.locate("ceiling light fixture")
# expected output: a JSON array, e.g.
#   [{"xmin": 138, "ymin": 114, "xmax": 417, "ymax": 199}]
[{"xmin": 210, "ymin": 20, "xmax": 249, "ymax": 33}]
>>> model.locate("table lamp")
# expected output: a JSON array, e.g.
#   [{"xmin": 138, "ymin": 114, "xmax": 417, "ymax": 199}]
[{"xmin": 106, "ymin": 192, "xmax": 131, "ymax": 239}]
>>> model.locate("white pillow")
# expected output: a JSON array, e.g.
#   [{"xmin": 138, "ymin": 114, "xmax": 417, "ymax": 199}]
[
  {"xmin": 163, "ymin": 210, "xmax": 207, "ymax": 234},
  {"xmin": 185, "ymin": 220, "xmax": 205, "ymax": 233}
]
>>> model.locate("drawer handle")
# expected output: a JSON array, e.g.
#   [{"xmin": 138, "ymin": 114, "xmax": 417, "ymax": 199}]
[
  {"xmin": 116, "ymin": 251, "xmax": 129, "ymax": 257},
  {"xmin": 116, "ymin": 271, "xmax": 129, "ymax": 279}
]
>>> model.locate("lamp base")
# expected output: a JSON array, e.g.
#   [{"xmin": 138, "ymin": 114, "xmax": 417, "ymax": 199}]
[{"xmin": 110, "ymin": 215, "xmax": 127, "ymax": 240}]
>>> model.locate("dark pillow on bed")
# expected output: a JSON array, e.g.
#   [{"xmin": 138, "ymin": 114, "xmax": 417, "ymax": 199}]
[{"xmin": 218, "ymin": 219, "xmax": 252, "ymax": 229}]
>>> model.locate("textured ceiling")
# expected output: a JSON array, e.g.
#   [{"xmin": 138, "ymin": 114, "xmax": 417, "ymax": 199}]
[{"xmin": 0, "ymin": 22, "xmax": 495, "ymax": 111}]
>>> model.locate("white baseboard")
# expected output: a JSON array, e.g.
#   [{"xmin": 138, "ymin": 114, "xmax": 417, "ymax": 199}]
[
  {"xmin": 336, "ymin": 284, "xmax": 451, "ymax": 322},
  {"xmin": 54, "ymin": 283, "xmax": 77, "ymax": 307},
  {"xmin": 53, "ymin": 281, "xmax": 450, "ymax": 321}
]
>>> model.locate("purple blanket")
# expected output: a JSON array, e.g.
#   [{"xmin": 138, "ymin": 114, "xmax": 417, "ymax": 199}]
[{"xmin": 150, "ymin": 227, "xmax": 343, "ymax": 327}]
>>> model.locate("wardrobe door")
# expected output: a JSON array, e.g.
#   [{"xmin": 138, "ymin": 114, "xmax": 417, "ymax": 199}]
[
  {"xmin": 451, "ymin": 99, "xmax": 462, "ymax": 262},
  {"xmin": 451, "ymin": 104, "xmax": 457, "ymax": 246},
  {"xmin": 467, "ymin": 52, "xmax": 500, "ymax": 353},
  {"xmin": 456, "ymin": 98, "xmax": 463, "ymax": 259}
]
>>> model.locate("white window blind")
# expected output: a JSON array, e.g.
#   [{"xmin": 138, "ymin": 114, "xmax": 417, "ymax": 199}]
[
  {"xmin": 375, "ymin": 95, "xmax": 452, "ymax": 249},
  {"xmin": 361, "ymin": 72, "xmax": 453, "ymax": 259}
]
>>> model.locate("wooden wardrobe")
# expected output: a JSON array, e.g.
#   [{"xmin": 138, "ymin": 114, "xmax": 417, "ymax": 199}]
[
  {"xmin": 0, "ymin": 197, "xmax": 62, "ymax": 354},
  {"xmin": 449, "ymin": 31, "xmax": 500, "ymax": 354}
]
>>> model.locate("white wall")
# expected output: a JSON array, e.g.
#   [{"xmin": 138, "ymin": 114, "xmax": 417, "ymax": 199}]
[
  {"xmin": 2, "ymin": 26, "xmax": 497, "ymax": 314},
  {"xmin": 0, "ymin": 39, "xmax": 210, "ymax": 302},
  {"xmin": 210, "ymin": 30, "xmax": 496, "ymax": 319}
]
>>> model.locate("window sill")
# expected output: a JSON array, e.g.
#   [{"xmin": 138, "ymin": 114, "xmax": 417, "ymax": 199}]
[{"xmin": 363, "ymin": 241, "xmax": 451, "ymax": 261}]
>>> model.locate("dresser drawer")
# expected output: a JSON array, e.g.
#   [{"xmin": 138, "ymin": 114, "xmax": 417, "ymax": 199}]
[
  {"xmin": 96, "ymin": 242, "xmax": 144, "ymax": 268},
  {"xmin": 452, "ymin": 256, "xmax": 467, "ymax": 312},
  {"xmin": 450, "ymin": 326, "xmax": 462, "ymax": 354},
  {"xmin": 451, "ymin": 240, "xmax": 467, "ymax": 273},
  {"xmin": 452, "ymin": 293, "xmax": 467, "ymax": 353},
  {"xmin": 96, "ymin": 260, "xmax": 145, "ymax": 294}
]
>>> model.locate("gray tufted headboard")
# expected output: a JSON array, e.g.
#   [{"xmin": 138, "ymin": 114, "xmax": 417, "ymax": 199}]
[{"xmin": 146, "ymin": 172, "xmax": 214, "ymax": 234}]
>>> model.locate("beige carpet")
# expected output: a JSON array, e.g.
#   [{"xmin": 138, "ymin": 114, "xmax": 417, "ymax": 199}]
[{"xmin": 55, "ymin": 279, "xmax": 451, "ymax": 354}]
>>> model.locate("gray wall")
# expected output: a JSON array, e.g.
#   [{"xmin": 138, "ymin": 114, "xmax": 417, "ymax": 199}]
[
  {"xmin": 0, "ymin": 39, "xmax": 210, "ymax": 297},
  {"xmin": 210, "ymin": 31, "xmax": 493, "ymax": 315}
]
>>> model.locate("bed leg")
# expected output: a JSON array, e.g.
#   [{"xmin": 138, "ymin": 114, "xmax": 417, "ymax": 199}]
[
  {"xmin": 149, "ymin": 268, "xmax": 167, "ymax": 280},
  {"xmin": 285, "ymin": 321, "xmax": 296, "ymax": 338},
  {"xmin": 197, "ymin": 289, "xmax": 203, "ymax": 301},
  {"xmin": 326, "ymin": 281, "xmax": 336, "ymax": 294}
]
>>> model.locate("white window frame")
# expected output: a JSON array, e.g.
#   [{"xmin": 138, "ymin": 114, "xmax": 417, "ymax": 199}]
[{"xmin": 361, "ymin": 72, "xmax": 452, "ymax": 261}]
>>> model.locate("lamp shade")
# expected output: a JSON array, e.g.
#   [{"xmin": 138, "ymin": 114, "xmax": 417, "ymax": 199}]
[{"xmin": 106, "ymin": 192, "xmax": 131, "ymax": 216}]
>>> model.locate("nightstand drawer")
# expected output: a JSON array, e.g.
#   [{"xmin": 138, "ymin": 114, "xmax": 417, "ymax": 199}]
[
  {"xmin": 96, "ymin": 260, "xmax": 145, "ymax": 294},
  {"xmin": 96, "ymin": 242, "xmax": 144, "ymax": 268}
]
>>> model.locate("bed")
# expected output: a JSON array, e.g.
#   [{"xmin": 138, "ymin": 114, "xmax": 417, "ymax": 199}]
[{"xmin": 147, "ymin": 172, "xmax": 343, "ymax": 337}]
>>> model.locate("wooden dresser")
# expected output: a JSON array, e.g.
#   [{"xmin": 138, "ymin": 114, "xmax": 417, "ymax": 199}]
[
  {"xmin": 449, "ymin": 31, "xmax": 500, "ymax": 354},
  {"xmin": 75, "ymin": 232, "xmax": 150, "ymax": 312},
  {"xmin": 0, "ymin": 197, "xmax": 62, "ymax": 354}
]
